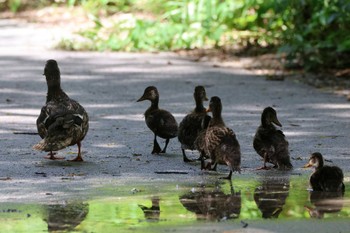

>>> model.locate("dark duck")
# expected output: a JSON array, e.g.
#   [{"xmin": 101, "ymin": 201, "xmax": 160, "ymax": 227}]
[
  {"xmin": 253, "ymin": 107, "xmax": 292, "ymax": 170},
  {"xmin": 33, "ymin": 60, "xmax": 89, "ymax": 161},
  {"xmin": 196, "ymin": 96, "xmax": 241, "ymax": 179},
  {"xmin": 137, "ymin": 86, "xmax": 178, "ymax": 154},
  {"xmin": 178, "ymin": 86, "xmax": 211, "ymax": 162},
  {"xmin": 303, "ymin": 152, "xmax": 345, "ymax": 192}
]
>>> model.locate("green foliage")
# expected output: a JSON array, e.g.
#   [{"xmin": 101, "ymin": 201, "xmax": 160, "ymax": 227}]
[
  {"xmin": 3, "ymin": 0, "xmax": 349, "ymax": 71},
  {"xmin": 60, "ymin": 0, "xmax": 285, "ymax": 52},
  {"xmin": 278, "ymin": 0, "xmax": 350, "ymax": 71}
]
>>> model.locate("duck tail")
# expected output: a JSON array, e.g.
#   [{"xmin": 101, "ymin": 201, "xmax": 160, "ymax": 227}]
[
  {"xmin": 32, "ymin": 139, "xmax": 47, "ymax": 151},
  {"xmin": 33, "ymin": 137, "xmax": 72, "ymax": 152},
  {"xmin": 278, "ymin": 155, "xmax": 293, "ymax": 170}
]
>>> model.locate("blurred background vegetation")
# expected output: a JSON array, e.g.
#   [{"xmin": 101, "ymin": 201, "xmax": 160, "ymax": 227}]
[{"xmin": 1, "ymin": 0, "xmax": 350, "ymax": 71}]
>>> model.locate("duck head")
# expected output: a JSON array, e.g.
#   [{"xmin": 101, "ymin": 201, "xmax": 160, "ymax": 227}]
[
  {"xmin": 261, "ymin": 107, "xmax": 282, "ymax": 127},
  {"xmin": 137, "ymin": 86, "xmax": 159, "ymax": 102},
  {"xmin": 44, "ymin": 59, "xmax": 61, "ymax": 89},
  {"xmin": 303, "ymin": 152, "xmax": 324, "ymax": 169},
  {"xmin": 194, "ymin": 86, "xmax": 208, "ymax": 102},
  {"xmin": 206, "ymin": 96, "xmax": 222, "ymax": 115}
]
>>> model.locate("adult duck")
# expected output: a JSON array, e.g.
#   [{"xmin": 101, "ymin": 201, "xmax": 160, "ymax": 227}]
[
  {"xmin": 33, "ymin": 60, "xmax": 89, "ymax": 161},
  {"xmin": 178, "ymin": 86, "xmax": 211, "ymax": 162},
  {"xmin": 303, "ymin": 152, "xmax": 345, "ymax": 192},
  {"xmin": 253, "ymin": 107, "xmax": 292, "ymax": 170},
  {"xmin": 137, "ymin": 86, "xmax": 178, "ymax": 154},
  {"xmin": 198, "ymin": 96, "xmax": 241, "ymax": 179}
]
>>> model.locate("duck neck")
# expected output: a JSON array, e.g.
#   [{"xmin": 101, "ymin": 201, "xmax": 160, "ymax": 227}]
[
  {"xmin": 316, "ymin": 159, "xmax": 324, "ymax": 170},
  {"xmin": 46, "ymin": 79, "xmax": 65, "ymax": 102},
  {"xmin": 194, "ymin": 99, "xmax": 206, "ymax": 113},
  {"xmin": 150, "ymin": 97, "xmax": 159, "ymax": 110},
  {"xmin": 210, "ymin": 111, "xmax": 225, "ymax": 127}
]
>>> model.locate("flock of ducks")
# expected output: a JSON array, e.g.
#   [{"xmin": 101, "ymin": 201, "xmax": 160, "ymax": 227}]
[{"xmin": 33, "ymin": 60, "xmax": 345, "ymax": 194}]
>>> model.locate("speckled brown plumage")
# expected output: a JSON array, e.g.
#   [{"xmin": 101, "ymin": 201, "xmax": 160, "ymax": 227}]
[
  {"xmin": 196, "ymin": 96, "xmax": 241, "ymax": 179},
  {"xmin": 304, "ymin": 152, "xmax": 345, "ymax": 192},
  {"xmin": 178, "ymin": 86, "xmax": 211, "ymax": 162},
  {"xmin": 137, "ymin": 86, "xmax": 178, "ymax": 154},
  {"xmin": 33, "ymin": 60, "xmax": 89, "ymax": 161},
  {"xmin": 253, "ymin": 107, "xmax": 292, "ymax": 170}
]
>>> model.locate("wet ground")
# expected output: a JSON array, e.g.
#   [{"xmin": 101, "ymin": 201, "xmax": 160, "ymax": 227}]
[{"xmin": 0, "ymin": 19, "xmax": 350, "ymax": 232}]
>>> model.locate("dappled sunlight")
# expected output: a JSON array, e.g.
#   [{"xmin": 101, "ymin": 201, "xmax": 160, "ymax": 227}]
[
  {"xmin": 0, "ymin": 108, "xmax": 39, "ymax": 116},
  {"xmin": 0, "ymin": 88, "xmax": 43, "ymax": 96},
  {"xmin": 304, "ymin": 103, "xmax": 350, "ymax": 110},
  {"xmin": 84, "ymin": 103, "xmax": 130, "ymax": 109},
  {"xmin": 92, "ymin": 143, "xmax": 126, "ymax": 149},
  {"xmin": 0, "ymin": 115, "xmax": 36, "ymax": 125},
  {"xmin": 101, "ymin": 114, "xmax": 144, "ymax": 121}
]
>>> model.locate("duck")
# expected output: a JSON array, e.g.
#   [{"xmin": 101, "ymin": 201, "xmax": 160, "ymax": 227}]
[
  {"xmin": 253, "ymin": 107, "xmax": 292, "ymax": 170},
  {"xmin": 178, "ymin": 86, "xmax": 211, "ymax": 162},
  {"xmin": 137, "ymin": 86, "xmax": 178, "ymax": 154},
  {"xmin": 303, "ymin": 152, "xmax": 345, "ymax": 192},
  {"xmin": 33, "ymin": 59, "xmax": 89, "ymax": 161},
  {"xmin": 196, "ymin": 96, "xmax": 241, "ymax": 179}
]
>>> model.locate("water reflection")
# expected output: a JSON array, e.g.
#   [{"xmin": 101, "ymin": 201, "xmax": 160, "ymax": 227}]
[
  {"xmin": 254, "ymin": 175, "xmax": 290, "ymax": 218},
  {"xmin": 43, "ymin": 202, "xmax": 89, "ymax": 232},
  {"xmin": 179, "ymin": 182, "xmax": 241, "ymax": 221},
  {"xmin": 138, "ymin": 196, "xmax": 160, "ymax": 221},
  {"xmin": 305, "ymin": 191, "xmax": 344, "ymax": 219}
]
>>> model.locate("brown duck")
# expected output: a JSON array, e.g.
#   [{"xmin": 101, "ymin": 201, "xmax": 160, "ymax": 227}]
[
  {"xmin": 303, "ymin": 152, "xmax": 345, "ymax": 192},
  {"xmin": 178, "ymin": 86, "xmax": 211, "ymax": 162},
  {"xmin": 253, "ymin": 107, "xmax": 292, "ymax": 170},
  {"xmin": 33, "ymin": 60, "xmax": 89, "ymax": 161},
  {"xmin": 196, "ymin": 96, "xmax": 241, "ymax": 179},
  {"xmin": 137, "ymin": 86, "xmax": 178, "ymax": 154}
]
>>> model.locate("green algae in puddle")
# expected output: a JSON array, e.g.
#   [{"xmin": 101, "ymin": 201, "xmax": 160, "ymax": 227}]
[{"xmin": 0, "ymin": 175, "xmax": 349, "ymax": 233}]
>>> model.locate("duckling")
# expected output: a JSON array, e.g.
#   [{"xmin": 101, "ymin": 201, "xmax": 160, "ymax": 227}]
[
  {"xmin": 33, "ymin": 60, "xmax": 89, "ymax": 161},
  {"xmin": 178, "ymin": 86, "xmax": 211, "ymax": 162},
  {"xmin": 253, "ymin": 107, "xmax": 292, "ymax": 170},
  {"xmin": 303, "ymin": 152, "xmax": 345, "ymax": 192},
  {"xmin": 198, "ymin": 96, "xmax": 241, "ymax": 179},
  {"xmin": 137, "ymin": 86, "xmax": 178, "ymax": 154}
]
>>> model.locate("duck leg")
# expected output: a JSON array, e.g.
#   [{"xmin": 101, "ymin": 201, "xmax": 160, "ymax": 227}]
[
  {"xmin": 152, "ymin": 134, "xmax": 162, "ymax": 154},
  {"xmin": 44, "ymin": 151, "xmax": 64, "ymax": 160},
  {"xmin": 160, "ymin": 138, "xmax": 170, "ymax": 153},
  {"xmin": 69, "ymin": 141, "xmax": 84, "ymax": 162},
  {"xmin": 220, "ymin": 170, "xmax": 232, "ymax": 180},
  {"xmin": 200, "ymin": 156, "xmax": 206, "ymax": 170},
  {"xmin": 210, "ymin": 162, "xmax": 218, "ymax": 171},
  {"xmin": 182, "ymin": 149, "xmax": 194, "ymax": 162},
  {"xmin": 256, "ymin": 152, "xmax": 271, "ymax": 170}
]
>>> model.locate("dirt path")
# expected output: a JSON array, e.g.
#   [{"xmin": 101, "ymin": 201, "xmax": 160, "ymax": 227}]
[{"xmin": 0, "ymin": 19, "xmax": 349, "ymax": 232}]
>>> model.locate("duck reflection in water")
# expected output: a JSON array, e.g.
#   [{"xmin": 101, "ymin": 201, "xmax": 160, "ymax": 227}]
[
  {"xmin": 179, "ymin": 182, "xmax": 241, "ymax": 221},
  {"xmin": 254, "ymin": 176, "xmax": 290, "ymax": 218},
  {"xmin": 138, "ymin": 196, "xmax": 160, "ymax": 221},
  {"xmin": 43, "ymin": 202, "xmax": 89, "ymax": 232},
  {"xmin": 305, "ymin": 191, "xmax": 344, "ymax": 219}
]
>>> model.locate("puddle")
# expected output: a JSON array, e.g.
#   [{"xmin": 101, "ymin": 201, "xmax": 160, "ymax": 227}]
[{"xmin": 0, "ymin": 175, "xmax": 349, "ymax": 232}]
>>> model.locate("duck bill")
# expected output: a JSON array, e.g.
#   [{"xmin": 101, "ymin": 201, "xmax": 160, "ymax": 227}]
[
  {"xmin": 204, "ymin": 96, "xmax": 209, "ymax": 101},
  {"xmin": 303, "ymin": 162, "xmax": 312, "ymax": 168},
  {"xmin": 273, "ymin": 117, "xmax": 282, "ymax": 127},
  {"xmin": 136, "ymin": 96, "xmax": 146, "ymax": 102},
  {"xmin": 206, "ymin": 107, "xmax": 211, "ymax": 113}
]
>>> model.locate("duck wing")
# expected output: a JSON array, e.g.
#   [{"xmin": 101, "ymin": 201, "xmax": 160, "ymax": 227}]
[
  {"xmin": 311, "ymin": 166, "xmax": 344, "ymax": 192},
  {"xmin": 210, "ymin": 131, "xmax": 241, "ymax": 174},
  {"xmin": 254, "ymin": 127, "xmax": 291, "ymax": 169},
  {"xmin": 178, "ymin": 113, "xmax": 210, "ymax": 150},
  {"xmin": 34, "ymin": 98, "xmax": 89, "ymax": 152},
  {"xmin": 205, "ymin": 126, "xmax": 233, "ymax": 156},
  {"xmin": 146, "ymin": 109, "xmax": 178, "ymax": 139}
]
